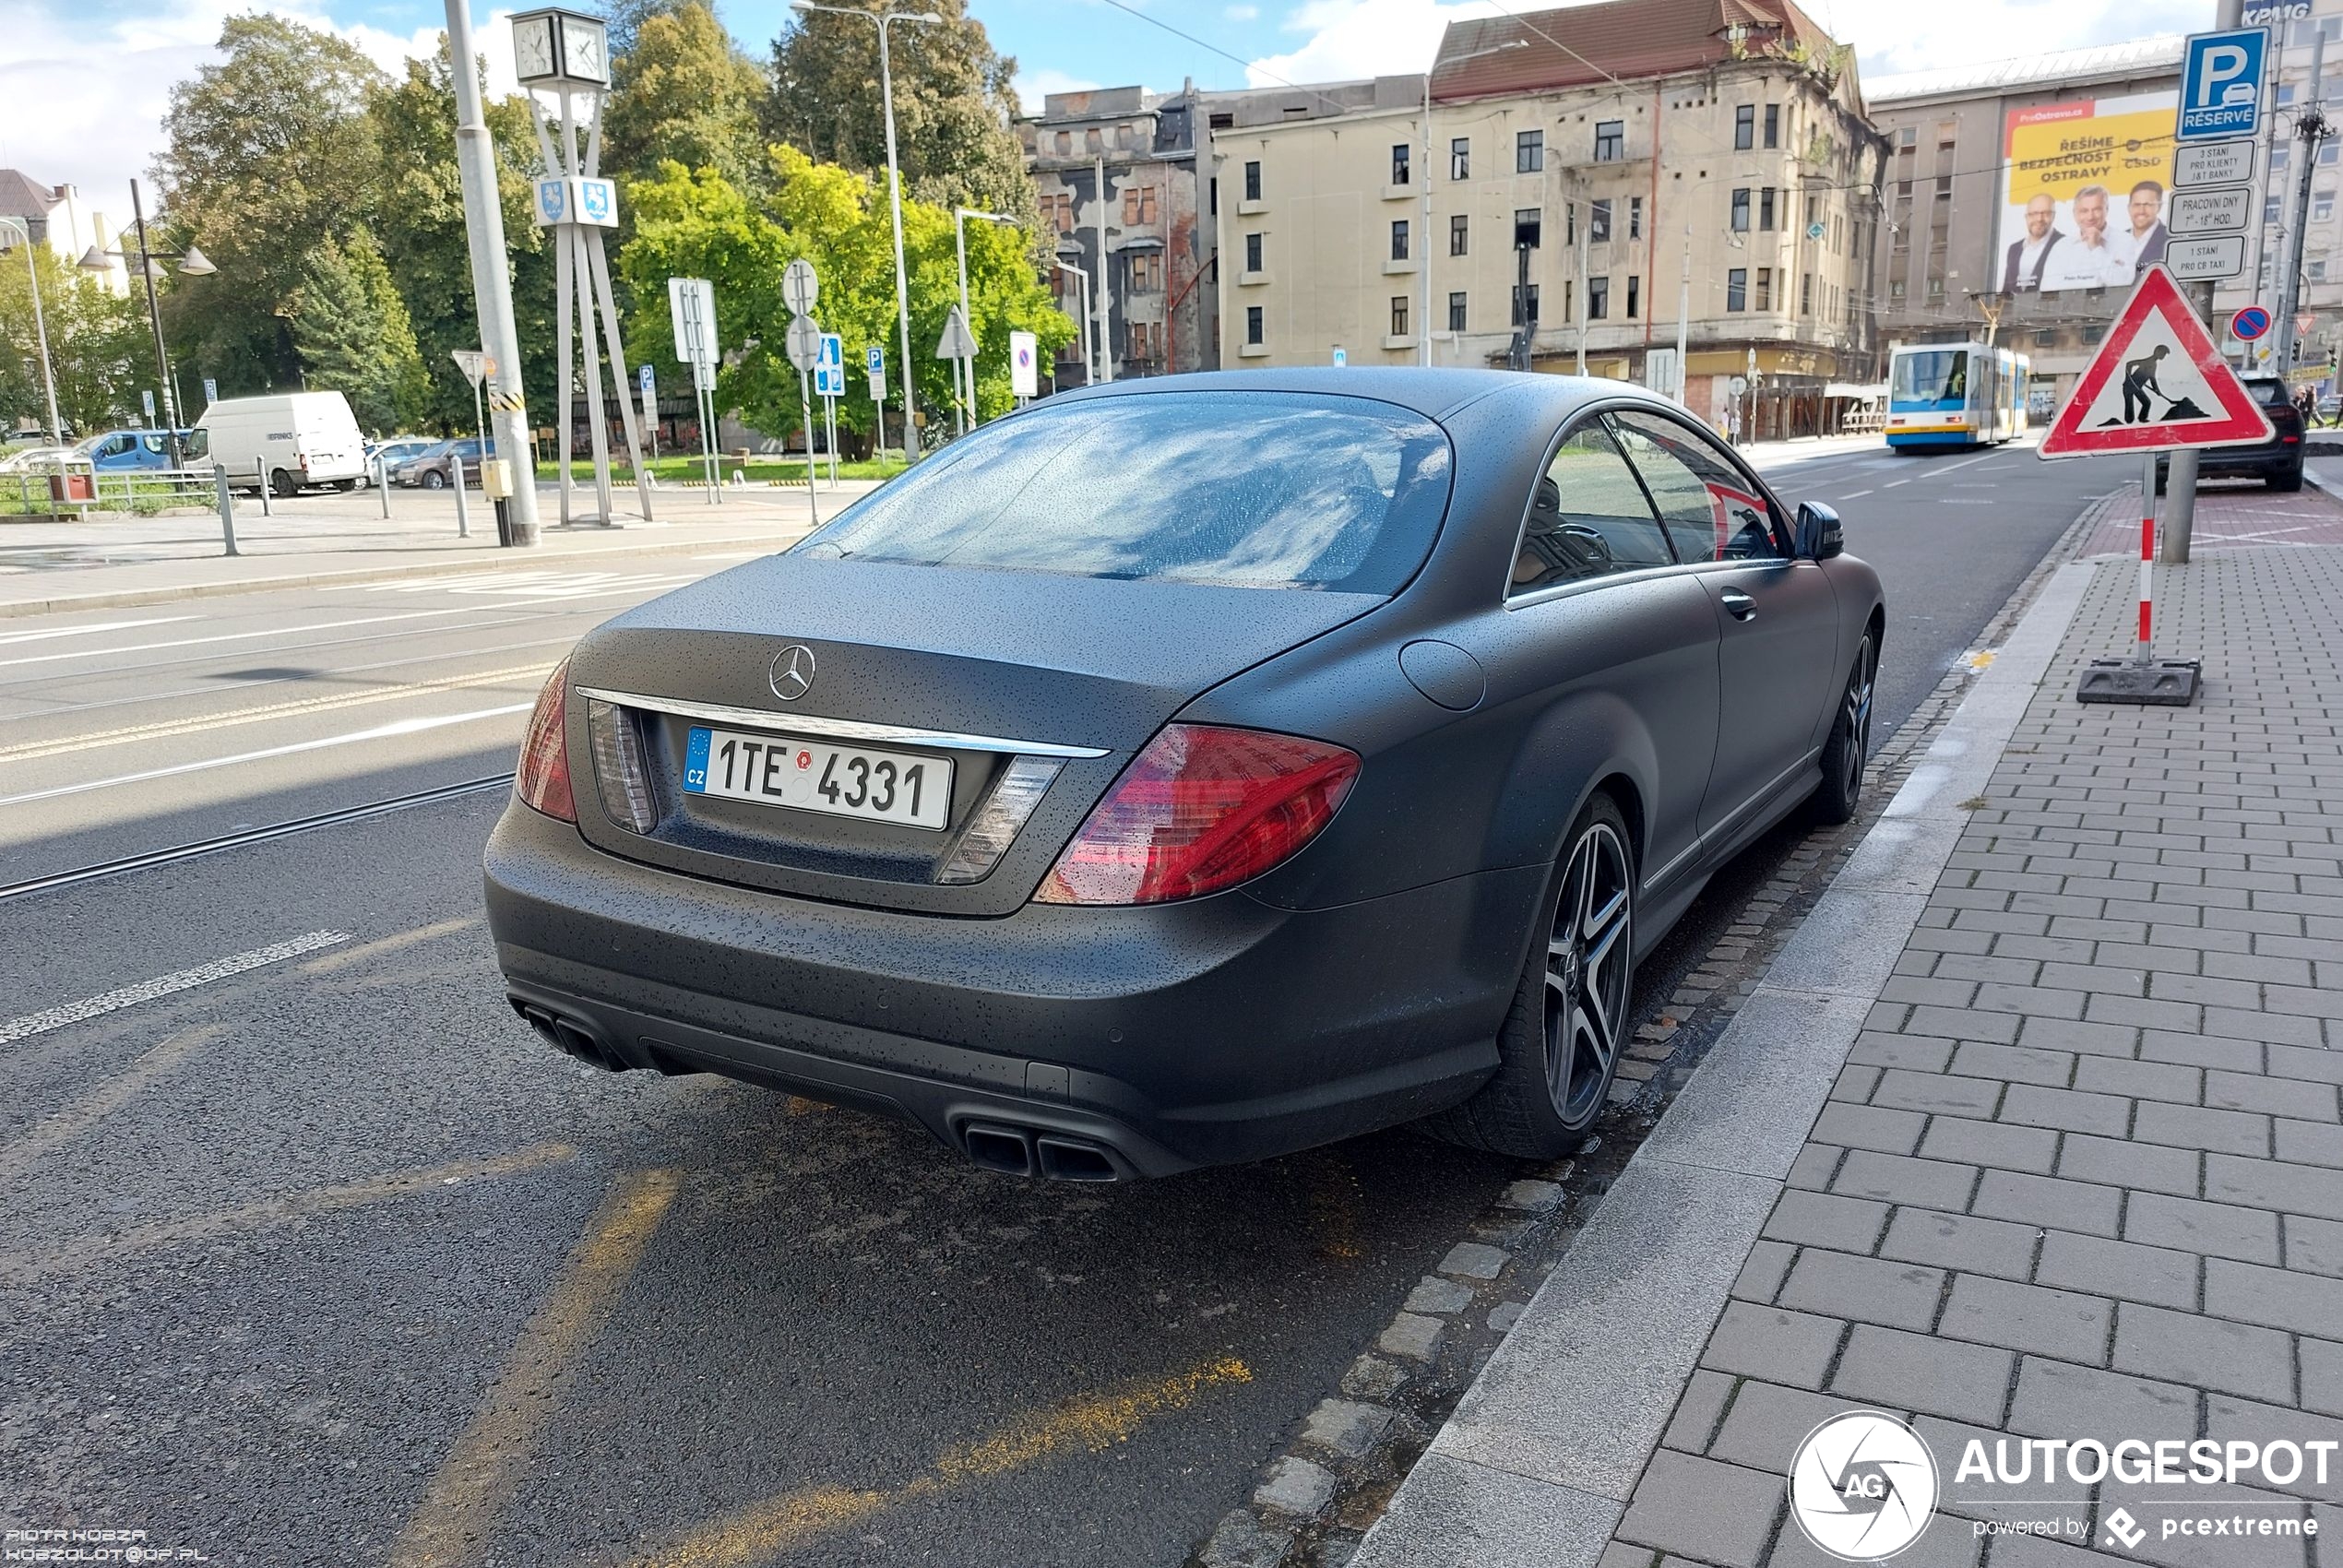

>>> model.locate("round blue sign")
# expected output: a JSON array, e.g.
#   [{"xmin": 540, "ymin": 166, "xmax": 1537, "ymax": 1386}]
[{"xmin": 2232, "ymin": 306, "xmax": 2273, "ymax": 341}]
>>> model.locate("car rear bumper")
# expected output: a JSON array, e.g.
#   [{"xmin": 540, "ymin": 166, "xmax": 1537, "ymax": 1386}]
[
  {"xmin": 482, "ymin": 799, "xmax": 1540, "ymax": 1176},
  {"xmin": 2159, "ymin": 445, "xmax": 2301, "ymax": 479}
]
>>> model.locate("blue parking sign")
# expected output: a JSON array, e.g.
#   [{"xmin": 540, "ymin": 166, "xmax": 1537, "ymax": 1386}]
[
  {"xmin": 866, "ymin": 345, "xmax": 884, "ymax": 374},
  {"xmin": 2180, "ymin": 28, "xmax": 2268, "ymax": 140}
]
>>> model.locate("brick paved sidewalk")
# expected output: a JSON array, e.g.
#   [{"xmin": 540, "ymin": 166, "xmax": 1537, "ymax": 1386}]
[{"xmin": 1606, "ymin": 547, "xmax": 2343, "ymax": 1568}]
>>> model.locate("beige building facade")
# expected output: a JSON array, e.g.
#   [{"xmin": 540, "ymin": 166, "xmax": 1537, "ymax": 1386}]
[{"xmin": 1213, "ymin": 0, "xmax": 1885, "ymax": 437}]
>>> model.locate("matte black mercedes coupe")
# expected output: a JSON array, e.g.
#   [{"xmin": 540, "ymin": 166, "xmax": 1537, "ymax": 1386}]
[{"xmin": 485, "ymin": 369, "xmax": 1883, "ymax": 1179}]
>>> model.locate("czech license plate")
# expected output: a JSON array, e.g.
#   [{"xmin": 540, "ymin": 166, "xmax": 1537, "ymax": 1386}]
[{"xmin": 683, "ymin": 727, "xmax": 951, "ymax": 829}]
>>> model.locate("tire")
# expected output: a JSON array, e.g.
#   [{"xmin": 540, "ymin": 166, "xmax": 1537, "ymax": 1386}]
[
  {"xmin": 269, "ymin": 468, "xmax": 296, "ymax": 498},
  {"xmin": 334, "ymin": 479, "xmax": 358, "ymax": 493},
  {"xmin": 1420, "ymin": 793, "xmax": 1635, "ymax": 1158},
  {"xmin": 1809, "ymin": 631, "xmax": 1876, "ymax": 826},
  {"xmin": 2270, "ymin": 467, "xmax": 2303, "ymax": 493},
  {"xmin": 422, "ymin": 469, "xmax": 447, "ymax": 491}
]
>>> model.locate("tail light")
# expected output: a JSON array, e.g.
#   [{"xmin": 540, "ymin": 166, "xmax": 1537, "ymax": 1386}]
[
  {"xmin": 1034, "ymin": 723, "xmax": 1359, "ymax": 906},
  {"xmin": 516, "ymin": 659, "xmax": 577, "ymax": 823}
]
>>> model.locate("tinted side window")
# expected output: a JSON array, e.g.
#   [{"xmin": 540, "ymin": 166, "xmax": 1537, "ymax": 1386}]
[
  {"xmin": 1508, "ymin": 422, "xmax": 1673, "ymax": 598},
  {"xmin": 1607, "ymin": 410, "xmax": 1789, "ymax": 563}
]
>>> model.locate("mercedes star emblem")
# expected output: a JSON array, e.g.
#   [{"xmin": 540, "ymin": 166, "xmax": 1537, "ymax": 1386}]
[{"xmin": 768, "ymin": 644, "xmax": 817, "ymax": 702}]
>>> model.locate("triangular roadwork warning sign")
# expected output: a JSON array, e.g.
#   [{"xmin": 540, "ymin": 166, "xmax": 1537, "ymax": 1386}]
[{"xmin": 2038, "ymin": 265, "xmax": 2275, "ymax": 458}]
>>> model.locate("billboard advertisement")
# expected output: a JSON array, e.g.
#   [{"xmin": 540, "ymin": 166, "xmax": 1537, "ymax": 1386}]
[{"xmin": 1996, "ymin": 90, "xmax": 2180, "ymax": 294}]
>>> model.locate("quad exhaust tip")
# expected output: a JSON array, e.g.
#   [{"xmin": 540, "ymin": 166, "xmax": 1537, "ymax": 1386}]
[{"xmin": 961, "ymin": 1121, "xmax": 1121, "ymax": 1182}]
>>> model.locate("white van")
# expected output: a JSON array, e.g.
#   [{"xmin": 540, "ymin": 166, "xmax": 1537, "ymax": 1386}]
[{"xmin": 196, "ymin": 392, "xmax": 370, "ymax": 496}]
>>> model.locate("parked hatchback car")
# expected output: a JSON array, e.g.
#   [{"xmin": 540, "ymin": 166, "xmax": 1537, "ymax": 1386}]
[
  {"xmin": 76, "ymin": 428, "xmax": 206, "ymax": 471},
  {"xmin": 392, "ymin": 437, "xmax": 492, "ymax": 488},
  {"xmin": 2155, "ymin": 375, "xmax": 2303, "ymax": 492},
  {"xmin": 485, "ymin": 371, "xmax": 1885, "ymax": 1179}
]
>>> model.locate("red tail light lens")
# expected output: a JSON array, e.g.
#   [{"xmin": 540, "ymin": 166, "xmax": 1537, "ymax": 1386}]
[
  {"xmin": 516, "ymin": 659, "xmax": 577, "ymax": 823},
  {"xmin": 1035, "ymin": 723, "xmax": 1360, "ymax": 906}
]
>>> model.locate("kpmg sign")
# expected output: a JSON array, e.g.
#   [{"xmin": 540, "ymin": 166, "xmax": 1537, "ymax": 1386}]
[
  {"xmin": 2240, "ymin": 2, "xmax": 2310, "ymax": 23},
  {"xmin": 2178, "ymin": 28, "xmax": 2269, "ymax": 140}
]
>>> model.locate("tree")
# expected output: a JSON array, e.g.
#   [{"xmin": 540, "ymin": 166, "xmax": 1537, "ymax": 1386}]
[
  {"xmin": 602, "ymin": 3, "xmax": 770, "ymax": 195},
  {"xmin": 0, "ymin": 243, "xmax": 149, "ymax": 436},
  {"xmin": 767, "ymin": 0, "xmax": 1034, "ymax": 220},
  {"xmin": 287, "ymin": 228, "xmax": 430, "ymax": 434},
  {"xmin": 618, "ymin": 147, "xmax": 1070, "ymax": 454},
  {"xmin": 152, "ymin": 15, "xmax": 388, "ymax": 390}
]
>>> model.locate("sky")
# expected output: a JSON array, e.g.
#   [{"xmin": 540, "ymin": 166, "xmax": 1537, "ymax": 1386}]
[{"xmin": 0, "ymin": 0, "xmax": 2213, "ymax": 228}]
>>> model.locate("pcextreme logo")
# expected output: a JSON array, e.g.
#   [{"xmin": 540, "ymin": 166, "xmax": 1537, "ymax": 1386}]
[{"xmin": 1788, "ymin": 1412, "xmax": 1940, "ymax": 1561}]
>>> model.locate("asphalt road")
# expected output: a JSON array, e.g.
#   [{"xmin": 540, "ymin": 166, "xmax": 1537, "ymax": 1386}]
[{"xmin": 0, "ymin": 443, "xmax": 2131, "ymax": 1565}]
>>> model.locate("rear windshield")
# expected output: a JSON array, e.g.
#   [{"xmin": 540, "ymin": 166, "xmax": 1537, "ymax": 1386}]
[{"xmin": 793, "ymin": 390, "xmax": 1454, "ymax": 593}]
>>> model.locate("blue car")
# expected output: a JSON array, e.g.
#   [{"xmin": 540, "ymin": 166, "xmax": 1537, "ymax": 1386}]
[{"xmin": 77, "ymin": 429, "xmax": 207, "ymax": 470}]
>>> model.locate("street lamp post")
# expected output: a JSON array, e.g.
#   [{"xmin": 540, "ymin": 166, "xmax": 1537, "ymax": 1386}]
[
  {"xmin": 0, "ymin": 218, "xmax": 63, "ymax": 444},
  {"xmin": 1053, "ymin": 260, "xmax": 1091, "ymax": 388},
  {"xmin": 83, "ymin": 180, "xmax": 214, "ymax": 469},
  {"xmin": 1421, "ymin": 40, "xmax": 1526, "ymax": 367},
  {"xmin": 955, "ymin": 208, "xmax": 1014, "ymax": 433},
  {"xmin": 792, "ymin": 2, "xmax": 940, "ymax": 464}
]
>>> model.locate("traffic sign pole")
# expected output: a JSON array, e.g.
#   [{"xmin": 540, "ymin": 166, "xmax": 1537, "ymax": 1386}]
[{"xmin": 2169, "ymin": 3, "xmax": 2258, "ymax": 563}]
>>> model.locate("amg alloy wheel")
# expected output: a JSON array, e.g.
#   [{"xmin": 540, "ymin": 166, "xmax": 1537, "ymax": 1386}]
[{"xmin": 1810, "ymin": 633, "xmax": 1874, "ymax": 826}]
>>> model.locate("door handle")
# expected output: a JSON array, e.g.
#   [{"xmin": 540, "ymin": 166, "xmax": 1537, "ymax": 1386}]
[{"xmin": 1719, "ymin": 588, "xmax": 1758, "ymax": 621}]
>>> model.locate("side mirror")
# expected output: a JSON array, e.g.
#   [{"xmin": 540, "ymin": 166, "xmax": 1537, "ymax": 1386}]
[{"xmin": 1796, "ymin": 501, "xmax": 1843, "ymax": 561}]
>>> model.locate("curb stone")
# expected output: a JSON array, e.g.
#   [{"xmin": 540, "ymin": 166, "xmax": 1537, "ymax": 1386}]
[{"xmin": 1183, "ymin": 485, "xmax": 2123, "ymax": 1568}]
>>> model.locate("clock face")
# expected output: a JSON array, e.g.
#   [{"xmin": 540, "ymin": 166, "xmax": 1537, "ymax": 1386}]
[
  {"xmin": 513, "ymin": 17, "xmax": 555, "ymax": 79},
  {"xmin": 561, "ymin": 18, "xmax": 607, "ymax": 82}
]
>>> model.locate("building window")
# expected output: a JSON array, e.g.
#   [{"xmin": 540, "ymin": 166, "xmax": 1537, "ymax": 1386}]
[
  {"xmin": 1625, "ymin": 276, "xmax": 1639, "ymax": 317},
  {"xmin": 1121, "ymin": 184, "xmax": 1158, "ymax": 225},
  {"xmin": 1448, "ymin": 291, "xmax": 1468, "ymax": 331},
  {"xmin": 1391, "ymin": 220, "xmax": 1410, "ymax": 261},
  {"xmin": 1054, "ymin": 130, "xmax": 1072, "ymax": 155},
  {"xmin": 1758, "ymin": 187, "xmax": 1776, "ymax": 231},
  {"xmin": 1898, "ymin": 125, "xmax": 1916, "ymax": 147},
  {"xmin": 1754, "ymin": 267, "xmax": 1772, "ymax": 311},
  {"xmin": 1890, "ymin": 279, "xmax": 1906, "ymax": 298},
  {"xmin": 1511, "ymin": 281, "xmax": 1540, "ymax": 326},
  {"xmin": 1764, "ymin": 104, "xmax": 1780, "ymax": 148},
  {"xmin": 2314, "ymin": 259, "xmax": 2330, "ymax": 280},
  {"xmin": 1590, "ymin": 198, "xmax": 1612, "ymax": 242},
  {"xmin": 1243, "ymin": 160, "xmax": 1261, "ymax": 202},
  {"xmin": 2274, "ymin": 144, "xmax": 2291, "ymax": 172},
  {"xmin": 1516, "ymin": 129, "xmax": 1543, "ymax": 172},
  {"xmin": 1245, "ymin": 232, "xmax": 1263, "ymax": 272},
  {"xmin": 2266, "ymin": 197, "xmax": 2284, "ymax": 225},
  {"xmin": 1588, "ymin": 276, "xmax": 1610, "ymax": 319},
  {"xmin": 1391, "ymin": 144, "xmax": 1411, "ymax": 185},
  {"xmin": 2325, "ymin": 141, "xmax": 2341, "ymax": 166},
  {"xmin": 1245, "ymin": 305, "xmax": 1263, "ymax": 345},
  {"xmin": 1391, "ymin": 295, "xmax": 1409, "ymax": 336},
  {"xmin": 1127, "ymin": 322, "xmax": 1155, "ymax": 361},
  {"xmin": 1515, "ymin": 208, "xmax": 1541, "ymax": 248},
  {"xmin": 1450, "ymin": 137, "xmax": 1469, "ymax": 179},
  {"xmin": 1450, "ymin": 214, "xmax": 1469, "ymax": 255},
  {"xmin": 1730, "ymin": 188, "xmax": 1751, "ymax": 232},
  {"xmin": 1086, "ymin": 127, "xmax": 1102, "ymax": 152},
  {"xmin": 1801, "ymin": 271, "xmax": 1814, "ymax": 315},
  {"xmin": 1594, "ymin": 120, "xmax": 1623, "ymax": 161},
  {"xmin": 1727, "ymin": 268, "xmax": 1747, "ymax": 311},
  {"xmin": 2317, "ymin": 189, "xmax": 2336, "ymax": 222},
  {"xmin": 1734, "ymin": 104, "xmax": 1754, "ymax": 149},
  {"xmin": 1629, "ymin": 196, "xmax": 1643, "ymax": 239},
  {"xmin": 1129, "ymin": 253, "xmax": 1162, "ymax": 291}
]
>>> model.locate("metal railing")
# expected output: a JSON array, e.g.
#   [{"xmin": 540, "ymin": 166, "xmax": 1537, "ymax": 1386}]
[{"xmin": 1, "ymin": 461, "xmax": 223, "ymax": 518}]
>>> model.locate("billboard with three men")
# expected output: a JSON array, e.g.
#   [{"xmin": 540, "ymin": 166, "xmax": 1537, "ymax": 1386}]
[{"xmin": 1995, "ymin": 89, "xmax": 2181, "ymax": 294}]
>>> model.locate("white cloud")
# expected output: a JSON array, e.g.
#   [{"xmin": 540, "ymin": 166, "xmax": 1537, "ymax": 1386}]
[
  {"xmin": 1226, "ymin": 5, "xmax": 1260, "ymax": 18},
  {"xmin": 1016, "ymin": 65, "xmax": 1106, "ymax": 113},
  {"xmin": 1247, "ymin": 0, "xmax": 1504, "ymax": 88},
  {"xmin": 0, "ymin": 0, "xmax": 522, "ymax": 228}
]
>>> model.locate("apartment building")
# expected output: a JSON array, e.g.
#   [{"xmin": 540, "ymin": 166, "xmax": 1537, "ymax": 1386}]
[
  {"xmin": 1212, "ymin": 0, "xmax": 1885, "ymax": 435},
  {"xmin": 0, "ymin": 172, "xmax": 128, "ymax": 294},
  {"xmin": 1864, "ymin": 40, "xmax": 2185, "ymax": 406}
]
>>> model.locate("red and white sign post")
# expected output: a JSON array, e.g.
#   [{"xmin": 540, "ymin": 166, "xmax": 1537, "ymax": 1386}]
[{"xmin": 2039, "ymin": 265, "xmax": 2276, "ymax": 704}]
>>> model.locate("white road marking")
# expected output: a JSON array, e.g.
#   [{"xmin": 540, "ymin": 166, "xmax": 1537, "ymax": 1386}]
[
  {"xmin": 1936, "ymin": 452, "xmax": 2001, "ymax": 474},
  {"xmin": 1885, "ymin": 479, "xmax": 1912, "ymax": 488},
  {"xmin": 0, "ymin": 617, "xmax": 194, "ymax": 647},
  {"xmin": 1840, "ymin": 489, "xmax": 1873, "ymax": 499},
  {"xmin": 0, "ymin": 609, "xmax": 492, "ymax": 671},
  {"xmin": 0, "ymin": 932, "xmax": 351, "ymax": 1047},
  {"xmin": 0, "ymin": 702, "xmax": 535, "ymax": 808},
  {"xmin": 341, "ymin": 570, "xmax": 696, "ymax": 601}
]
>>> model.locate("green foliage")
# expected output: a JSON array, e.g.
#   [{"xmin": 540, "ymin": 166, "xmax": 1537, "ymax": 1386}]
[
  {"xmin": 287, "ymin": 228, "xmax": 431, "ymax": 434},
  {"xmin": 0, "ymin": 241, "xmax": 150, "ymax": 436},
  {"xmin": 619, "ymin": 147, "xmax": 1073, "ymax": 447},
  {"xmin": 767, "ymin": 0, "xmax": 1035, "ymax": 220},
  {"xmin": 603, "ymin": 4, "xmax": 769, "ymax": 196}
]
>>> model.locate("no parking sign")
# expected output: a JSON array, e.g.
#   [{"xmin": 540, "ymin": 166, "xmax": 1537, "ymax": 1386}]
[{"xmin": 1010, "ymin": 330, "xmax": 1038, "ymax": 398}]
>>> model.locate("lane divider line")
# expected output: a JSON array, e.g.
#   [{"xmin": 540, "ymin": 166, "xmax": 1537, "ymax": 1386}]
[
  {"xmin": 0, "ymin": 607, "xmax": 495, "ymax": 671},
  {"xmin": 0, "ymin": 703, "xmax": 533, "ymax": 809},
  {"xmin": 297, "ymin": 917, "xmax": 482, "ymax": 976},
  {"xmin": 386, "ymin": 1167, "xmax": 683, "ymax": 1568},
  {"xmin": 624, "ymin": 1356, "xmax": 1255, "ymax": 1568},
  {"xmin": 0, "ymin": 616, "xmax": 193, "ymax": 647},
  {"xmin": 0, "ymin": 1142, "xmax": 581, "ymax": 1277},
  {"xmin": 0, "ymin": 664, "xmax": 555, "ymax": 764},
  {"xmin": 0, "ymin": 931, "xmax": 351, "ymax": 1047}
]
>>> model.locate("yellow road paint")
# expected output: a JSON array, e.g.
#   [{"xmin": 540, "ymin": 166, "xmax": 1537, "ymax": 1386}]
[
  {"xmin": 627, "ymin": 1356, "xmax": 1254, "ymax": 1568},
  {"xmin": 1964, "ymin": 649, "xmax": 1999, "ymax": 671},
  {"xmin": 0, "ymin": 664, "xmax": 554, "ymax": 764},
  {"xmin": 387, "ymin": 1166, "xmax": 682, "ymax": 1568},
  {"xmin": 297, "ymin": 917, "xmax": 482, "ymax": 976},
  {"xmin": 0, "ymin": 1141, "xmax": 578, "ymax": 1277},
  {"xmin": 0, "ymin": 1024, "xmax": 225, "ymax": 1183}
]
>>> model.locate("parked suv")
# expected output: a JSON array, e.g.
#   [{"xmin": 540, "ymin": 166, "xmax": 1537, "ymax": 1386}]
[
  {"xmin": 2156, "ymin": 376, "xmax": 2304, "ymax": 492},
  {"xmin": 392, "ymin": 438, "xmax": 494, "ymax": 489}
]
